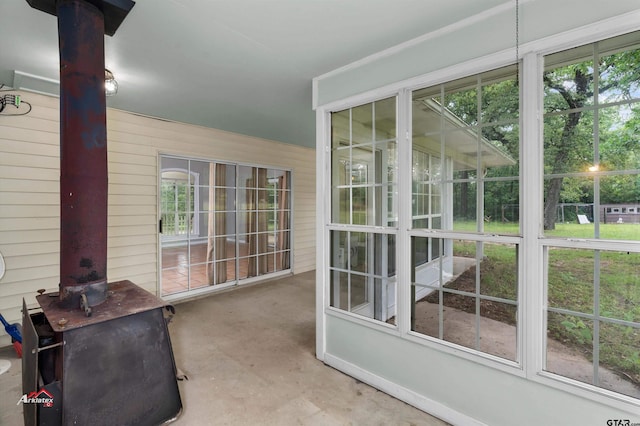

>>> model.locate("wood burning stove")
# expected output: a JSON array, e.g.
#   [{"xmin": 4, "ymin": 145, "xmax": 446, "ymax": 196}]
[
  {"xmin": 22, "ymin": 1, "xmax": 182, "ymax": 424},
  {"xmin": 22, "ymin": 283, "xmax": 182, "ymax": 425}
]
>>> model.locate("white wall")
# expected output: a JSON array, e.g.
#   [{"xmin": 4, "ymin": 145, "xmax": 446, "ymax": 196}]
[
  {"xmin": 0, "ymin": 91, "xmax": 315, "ymax": 346},
  {"xmin": 325, "ymin": 316, "xmax": 636, "ymax": 426}
]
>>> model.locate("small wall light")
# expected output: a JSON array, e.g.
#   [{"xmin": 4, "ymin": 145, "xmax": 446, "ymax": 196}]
[
  {"xmin": 588, "ymin": 164, "xmax": 599, "ymax": 172},
  {"xmin": 105, "ymin": 69, "xmax": 118, "ymax": 96}
]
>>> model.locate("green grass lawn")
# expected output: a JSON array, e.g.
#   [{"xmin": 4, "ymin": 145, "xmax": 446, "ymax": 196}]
[
  {"xmin": 454, "ymin": 220, "xmax": 640, "ymax": 240},
  {"xmin": 547, "ymin": 222, "xmax": 640, "ymax": 240}
]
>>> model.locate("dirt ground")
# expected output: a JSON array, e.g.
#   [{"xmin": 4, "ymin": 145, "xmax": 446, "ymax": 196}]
[{"xmin": 412, "ymin": 264, "xmax": 640, "ymax": 400}]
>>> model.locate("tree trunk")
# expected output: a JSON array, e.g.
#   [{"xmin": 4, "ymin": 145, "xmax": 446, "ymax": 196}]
[
  {"xmin": 542, "ymin": 109, "xmax": 583, "ymax": 230},
  {"xmin": 544, "ymin": 177, "xmax": 563, "ymax": 230},
  {"xmin": 542, "ymin": 67, "xmax": 591, "ymax": 230}
]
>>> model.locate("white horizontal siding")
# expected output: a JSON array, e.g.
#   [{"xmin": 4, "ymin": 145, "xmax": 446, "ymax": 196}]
[
  {"xmin": 108, "ymin": 224, "xmax": 156, "ymax": 237},
  {"xmin": 0, "ymin": 178, "xmax": 59, "ymax": 193},
  {"xmin": 0, "ymin": 165, "xmax": 59, "ymax": 181},
  {"xmin": 1, "ymin": 241, "xmax": 59, "ymax": 257},
  {"xmin": 0, "ymin": 91, "xmax": 315, "ymax": 342}
]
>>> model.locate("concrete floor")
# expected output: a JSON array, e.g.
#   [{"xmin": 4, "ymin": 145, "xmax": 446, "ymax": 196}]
[{"xmin": 0, "ymin": 271, "xmax": 447, "ymax": 425}]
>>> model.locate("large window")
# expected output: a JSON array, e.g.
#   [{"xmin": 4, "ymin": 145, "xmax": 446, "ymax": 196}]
[
  {"xmin": 410, "ymin": 65, "xmax": 520, "ymax": 361},
  {"xmin": 329, "ymin": 97, "xmax": 398, "ymax": 323},
  {"xmin": 160, "ymin": 156, "xmax": 291, "ymax": 297},
  {"xmin": 322, "ymin": 28, "xmax": 640, "ymax": 409},
  {"xmin": 543, "ymin": 32, "xmax": 640, "ymax": 398}
]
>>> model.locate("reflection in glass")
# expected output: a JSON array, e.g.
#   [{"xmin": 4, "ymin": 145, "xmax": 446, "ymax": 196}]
[
  {"xmin": 412, "ymin": 65, "xmax": 519, "ymax": 239},
  {"xmin": 161, "ymin": 158, "xmax": 291, "ymax": 296},
  {"xmin": 330, "ymin": 97, "xmax": 397, "ymax": 228},
  {"xmin": 328, "ymin": 230, "xmax": 396, "ymax": 324}
]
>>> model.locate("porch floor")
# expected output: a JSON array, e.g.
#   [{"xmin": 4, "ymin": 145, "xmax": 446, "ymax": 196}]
[{"xmin": 0, "ymin": 271, "xmax": 447, "ymax": 426}]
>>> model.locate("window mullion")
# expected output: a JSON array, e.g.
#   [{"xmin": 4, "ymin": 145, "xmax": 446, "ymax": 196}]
[
  {"xmin": 397, "ymin": 89, "xmax": 412, "ymax": 335},
  {"xmin": 521, "ymin": 51, "xmax": 545, "ymax": 377}
]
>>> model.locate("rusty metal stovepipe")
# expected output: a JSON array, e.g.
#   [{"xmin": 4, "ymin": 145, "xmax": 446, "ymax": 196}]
[{"xmin": 57, "ymin": 0, "xmax": 108, "ymax": 310}]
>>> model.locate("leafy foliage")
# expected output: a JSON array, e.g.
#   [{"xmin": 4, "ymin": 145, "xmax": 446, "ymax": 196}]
[{"xmin": 442, "ymin": 41, "xmax": 640, "ymax": 228}]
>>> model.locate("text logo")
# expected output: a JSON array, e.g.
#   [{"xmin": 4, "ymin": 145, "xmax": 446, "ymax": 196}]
[{"xmin": 17, "ymin": 389, "xmax": 54, "ymax": 408}]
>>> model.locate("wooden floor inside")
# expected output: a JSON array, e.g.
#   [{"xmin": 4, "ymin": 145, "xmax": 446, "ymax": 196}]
[{"xmin": 161, "ymin": 241, "xmax": 287, "ymax": 296}]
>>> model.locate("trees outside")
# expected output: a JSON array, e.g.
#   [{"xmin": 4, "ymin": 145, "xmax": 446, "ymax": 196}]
[
  {"xmin": 442, "ymin": 46, "xmax": 640, "ymax": 231},
  {"xmin": 442, "ymin": 69, "xmax": 520, "ymax": 226},
  {"xmin": 543, "ymin": 47, "xmax": 640, "ymax": 230},
  {"xmin": 412, "ymin": 32, "xmax": 640, "ymax": 397}
]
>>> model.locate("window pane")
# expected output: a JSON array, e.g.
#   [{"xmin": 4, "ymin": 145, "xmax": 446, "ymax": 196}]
[
  {"xmin": 543, "ymin": 174, "xmax": 640, "ymax": 240},
  {"xmin": 333, "ymin": 187, "xmax": 351, "ymax": 224},
  {"xmin": 453, "ymin": 180, "xmax": 477, "ymax": 230},
  {"xmin": 277, "ymin": 189, "xmax": 290, "ymax": 210},
  {"xmin": 215, "ymin": 188, "xmax": 235, "ymax": 212},
  {"xmin": 197, "ymin": 186, "xmax": 212, "ymax": 212},
  {"xmin": 219, "ymin": 163, "xmax": 236, "ymax": 187},
  {"xmin": 351, "ymin": 103, "xmax": 373, "ymax": 144},
  {"xmin": 350, "ymin": 273, "xmax": 367, "ymax": 307},
  {"xmin": 599, "ymin": 176, "xmax": 640, "ymax": 240},
  {"xmin": 189, "ymin": 262, "xmax": 211, "ymax": 289},
  {"xmin": 329, "ymin": 230, "xmax": 396, "ymax": 323},
  {"xmin": 190, "ymin": 160, "xmax": 211, "ymax": 184},
  {"xmin": 479, "ymin": 243, "xmax": 518, "ymax": 301},
  {"xmin": 483, "ymin": 179, "xmax": 519, "ymax": 234},
  {"xmin": 332, "ymin": 109, "xmax": 351, "ymax": 149},
  {"xmin": 331, "ymin": 97, "xmax": 397, "ymax": 228},
  {"xmin": 192, "ymin": 212, "xmax": 215, "ymax": 237},
  {"xmin": 412, "ymin": 238, "xmax": 518, "ymax": 361},
  {"xmin": 238, "ymin": 166, "xmax": 255, "ymax": 188},
  {"xmin": 444, "ymin": 79, "xmax": 478, "ymax": 125},
  {"xmin": 329, "ymin": 231, "xmax": 349, "ymax": 269},
  {"xmin": 350, "ymin": 232, "xmax": 368, "ymax": 273},
  {"xmin": 547, "ymin": 248, "xmax": 594, "ymax": 313},
  {"xmin": 216, "ymin": 236, "xmax": 235, "ymax": 260},
  {"xmin": 544, "ymin": 54, "xmax": 595, "ymax": 109},
  {"xmin": 546, "ymin": 312, "xmax": 594, "ymax": 384},
  {"xmin": 380, "ymin": 140, "xmax": 398, "ymax": 225},
  {"xmin": 440, "ymin": 294, "xmax": 478, "ymax": 351},
  {"xmin": 330, "ymin": 271, "xmax": 349, "ymax": 310},
  {"xmin": 543, "ymin": 110, "xmax": 595, "ymax": 175},
  {"xmin": 545, "ymin": 246, "xmax": 640, "ymax": 396},
  {"xmin": 480, "ymin": 70, "xmax": 519, "ymax": 124},
  {"xmin": 599, "ymin": 251, "xmax": 640, "ymax": 323},
  {"xmin": 482, "ymin": 124, "xmax": 519, "ymax": 178},
  {"xmin": 599, "ymin": 322, "xmax": 640, "ymax": 398},
  {"xmin": 374, "ymin": 97, "xmax": 396, "ymax": 141},
  {"xmin": 479, "ymin": 301, "xmax": 517, "ymax": 360}
]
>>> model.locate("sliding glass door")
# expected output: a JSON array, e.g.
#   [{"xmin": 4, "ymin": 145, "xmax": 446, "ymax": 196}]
[{"xmin": 160, "ymin": 155, "xmax": 291, "ymax": 297}]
